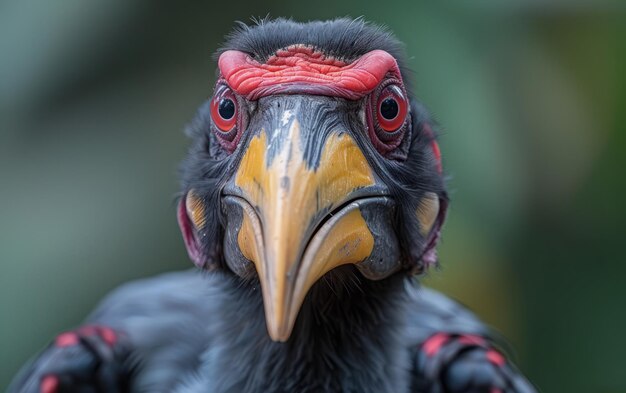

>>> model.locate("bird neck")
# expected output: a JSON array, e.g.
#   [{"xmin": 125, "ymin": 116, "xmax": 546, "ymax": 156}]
[
  {"xmin": 293, "ymin": 266, "xmax": 408, "ymax": 343},
  {"xmin": 201, "ymin": 267, "xmax": 411, "ymax": 392}
]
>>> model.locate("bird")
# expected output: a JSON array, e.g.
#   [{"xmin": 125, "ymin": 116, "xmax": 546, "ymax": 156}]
[{"xmin": 9, "ymin": 18, "xmax": 536, "ymax": 393}]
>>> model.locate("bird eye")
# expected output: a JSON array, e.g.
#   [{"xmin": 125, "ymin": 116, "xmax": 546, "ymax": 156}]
[
  {"xmin": 210, "ymin": 87, "xmax": 238, "ymax": 132},
  {"xmin": 208, "ymin": 84, "xmax": 248, "ymax": 153},
  {"xmin": 376, "ymin": 85, "xmax": 408, "ymax": 132},
  {"xmin": 367, "ymin": 82, "xmax": 410, "ymax": 156},
  {"xmin": 380, "ymin": 98, "xmax": 399, "ymax": 121},
  {"xmin": 218, "ymin": 98, "xmax": 235, "ymax": 121}
]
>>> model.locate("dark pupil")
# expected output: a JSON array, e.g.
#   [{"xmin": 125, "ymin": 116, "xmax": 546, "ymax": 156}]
[
  {"xmin": 218, "ymin": 98, "xmax": 235, "ymax": 120},
  {"xmin": 380, "ymin": 98, "xmax": 399, "ymax": 120}
]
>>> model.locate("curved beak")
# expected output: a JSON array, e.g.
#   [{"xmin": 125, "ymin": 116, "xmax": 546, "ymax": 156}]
[{"xmin": 224, "ymin": 97, "xmax": 387, "ymax": 341}]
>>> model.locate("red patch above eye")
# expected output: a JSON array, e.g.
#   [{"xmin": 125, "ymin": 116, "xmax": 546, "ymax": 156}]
[
  {"xmin": 218, "ymin": 47, "xmax": 402, "ymax": 100},
  {"xmin": 376, "ymin": 85, "xmax": 408, "ymax": 132},
  {"xmin": 210, "ymin": 87, "xmax": 238, "ymax": 132}
]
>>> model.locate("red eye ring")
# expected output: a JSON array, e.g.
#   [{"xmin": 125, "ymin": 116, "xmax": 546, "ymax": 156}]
[
  {"xmin": 376, "ymin": 85, "xmax": 408, "ymax": 132},
  {"xmin": 366, "ymin": 81, "xmax": 410, "ymax": 157},
  {"xmin": 210, "ymin": 87, "xmax": 238, "ymax": 132}
]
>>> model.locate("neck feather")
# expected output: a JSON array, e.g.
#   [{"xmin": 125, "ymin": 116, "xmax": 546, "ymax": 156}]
[{"xmin": 199, "ymin": 266, "xmax": 411, "ymax": 392}]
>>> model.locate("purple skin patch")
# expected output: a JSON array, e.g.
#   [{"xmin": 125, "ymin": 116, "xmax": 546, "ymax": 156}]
[{"xmin": 420, "ymin": 197, "xmax": 448, "ymax": 270}]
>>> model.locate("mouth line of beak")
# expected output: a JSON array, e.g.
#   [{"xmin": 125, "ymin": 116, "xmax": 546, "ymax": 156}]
[
  {"xmin": 301, "ymin": 193, "xmax": 389, "ymax": 253},
  {"xmin": 281, "ymin": 193, "xmax": 391, "ymax": 317},
  {"xmin": 222, "ymin": 190, "xmax": 391, "ymax": 251},
  {"xmin": 223, "ymin": 189, "xmax": 390, "ymax": 237}
]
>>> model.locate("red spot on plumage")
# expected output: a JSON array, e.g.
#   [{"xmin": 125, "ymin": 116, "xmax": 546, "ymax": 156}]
[
  {"xmin": 490, "ymin": 388, "xmax": 503, "ymax": 393},
  {"xmin": 55, "ymin": 325, "xmax": 117, "ymax": 349},
  {"xmin": 40, "ymin": 375, "xmax": 59, "ymax": 393},
  {"xmin": 486, "ymin": 349, "xmax": 506, "ymax": 367},
  {"xmin": 423, "ymin": 333, "xmax": 450, "ymax": 356},
  {"xmin": 55, "ymin": 332, "xmax": 78, "ymax": 347},
  {"xmin": 218, "ymin": 47, "xmax": 402, "ymax": 100},
  {"xmin": 98, "ymin": 326, "xmax": 118, "ymax": 346}
]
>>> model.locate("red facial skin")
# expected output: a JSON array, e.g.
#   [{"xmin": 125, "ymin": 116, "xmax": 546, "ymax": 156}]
[
  {"xmin": 216, "ymin": 45, "xmax": 443, "ymax": 168},
  {"xmin": 218, "ymin": 46, "xmax": 402, "ymax": 100}
]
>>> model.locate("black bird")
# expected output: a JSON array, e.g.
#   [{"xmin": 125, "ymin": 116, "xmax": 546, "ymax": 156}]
[{"xmin": 10, "ymin": 18, "xmax": 536, "ymax": 393}]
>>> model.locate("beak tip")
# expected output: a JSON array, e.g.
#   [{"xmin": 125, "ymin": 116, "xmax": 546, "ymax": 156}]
[{"xmin": 267, "ymin": 324, "xmax": 292, "ymax": 342}]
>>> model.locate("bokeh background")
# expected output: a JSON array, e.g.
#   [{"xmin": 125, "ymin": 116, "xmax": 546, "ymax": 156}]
[{"xmin": 1, "ymin": 1, "xmax": 625, "ymax": 391}]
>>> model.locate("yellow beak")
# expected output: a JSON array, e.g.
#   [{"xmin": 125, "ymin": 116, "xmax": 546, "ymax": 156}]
[{"xmin": 232, "ymin": 117, "xmax": 377, "ymax": 341}]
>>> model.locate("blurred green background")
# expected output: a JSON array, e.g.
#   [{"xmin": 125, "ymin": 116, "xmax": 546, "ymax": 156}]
[{"xmin": 1, "ymin": 1, "xmax": 625, "ymax": 391}]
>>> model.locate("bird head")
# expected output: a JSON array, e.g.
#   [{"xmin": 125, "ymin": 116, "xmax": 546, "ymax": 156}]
[{"xmin": 177, "ymin": 18, "xmax": 447, "ymax": 341}]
